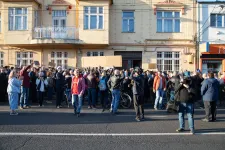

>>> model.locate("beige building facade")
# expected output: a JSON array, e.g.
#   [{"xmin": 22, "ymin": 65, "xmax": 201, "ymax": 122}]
[{"xmin": 0, "ymin": 0, "xmax": 196, "ymax": 71}]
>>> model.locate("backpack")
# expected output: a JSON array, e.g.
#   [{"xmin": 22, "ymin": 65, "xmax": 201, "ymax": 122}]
[{"xmin": 99, "ymin": 77, "xmax": 107, "ymax": 91}]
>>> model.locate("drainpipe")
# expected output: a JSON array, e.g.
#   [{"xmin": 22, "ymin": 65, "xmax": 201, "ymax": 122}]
[{"xmin": 197, "ymin": 1, "xmax": 200, "ymax": 70}]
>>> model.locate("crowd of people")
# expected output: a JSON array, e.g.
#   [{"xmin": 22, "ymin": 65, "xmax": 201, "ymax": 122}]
[{"xmin": 1, "ymin": 63, "xmax": 225, "ymax": 134}]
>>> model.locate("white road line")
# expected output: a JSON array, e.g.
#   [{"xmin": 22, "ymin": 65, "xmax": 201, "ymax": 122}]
[{"xmin": 0, "ymin": 132, "xmax": 225, "ymax": 136}]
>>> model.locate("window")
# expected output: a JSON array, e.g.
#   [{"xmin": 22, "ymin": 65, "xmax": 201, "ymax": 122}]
[
  {"xmin": 84, "ymin": 6, "xmax": 103, "ymax": 29},
  {"xmin": 86, "ymin": 52, "xmax": 104, "ymax": 56},
  {"xmin": 9, "ymin": 8, "xmax": 28, "ymax": 30},
  {"xmin": 157, "ymin": 52, "xmax": 180, "ymax": 71},
  {"xmin": 0, "ymin": 52, "xmax": 3, "ymax": 67},
  {"xmin": 16, "ymin": 52, "xmax": 33, "ymax": 66},
  {"xmin": 51, "ymin": 52, "xmax": 68, "ymax": 69},
  {"xmin": 122, "ymin": 11, "xmax": 134, "ymax": 32},
  {"xmin": 157, "ymin": 11, "xmax": 180, "ymax": 33},
  {"xmin": 34, "ymin": 10, "xmax": 39, "ymax": 27},
  {"xmin": 210, "ymin": 14, "xmax": 225, "ymax": 27}
]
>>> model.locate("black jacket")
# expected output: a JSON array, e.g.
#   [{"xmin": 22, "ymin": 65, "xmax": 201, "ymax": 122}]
[
  {"xmin": 176, "ymin": 84, "xmax": 196, "ymax": 103},
  {"xmin": 130, "ymin": 72, "xmax": 145, "ymax": 95}
]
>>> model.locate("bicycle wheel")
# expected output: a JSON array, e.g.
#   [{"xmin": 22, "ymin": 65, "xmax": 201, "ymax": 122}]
[{"xmin": 120, "ymin": 93, "xmax": 132, "ymax": 109}]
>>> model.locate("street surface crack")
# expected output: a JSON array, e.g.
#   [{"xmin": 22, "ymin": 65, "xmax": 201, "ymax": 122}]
[{"xmin": 14, "ymin": 137, "xmax": 32, "ymax": 150}]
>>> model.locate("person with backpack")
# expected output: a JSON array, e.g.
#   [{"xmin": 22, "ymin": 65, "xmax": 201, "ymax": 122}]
[
  {"xmin": 36, "ymin": 72, "xmax": 48, "ymax": 107},
  {"xmin": 98, "ymin": 71, "xmax": 109, "ymax": 112}
]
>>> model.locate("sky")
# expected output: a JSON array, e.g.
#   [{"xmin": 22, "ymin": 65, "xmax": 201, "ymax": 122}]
[{"xmin": 197, "ymin": 0, "xmax": 225, "ymax": 2}]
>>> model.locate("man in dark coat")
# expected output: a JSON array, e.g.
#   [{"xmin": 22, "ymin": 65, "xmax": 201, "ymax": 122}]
[{"xmin": 130, "ymin": 68, "xmax": 145, "ymax": 122}]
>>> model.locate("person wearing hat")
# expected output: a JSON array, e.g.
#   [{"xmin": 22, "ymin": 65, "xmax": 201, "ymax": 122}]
[
  {"xmin": 36, "ymin": 72, "xmax": 48, "ymax": 107},
  {"xmin": 130, "ymin": 67, "xmax": 145, "ymax": 122}
]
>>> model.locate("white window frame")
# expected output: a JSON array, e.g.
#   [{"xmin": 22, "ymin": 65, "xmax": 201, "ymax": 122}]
[
  {"xmin": 34, "ymin": 10, "xmax": 38, "ymax": 27},
  {"xmin": 16, "ymin": 52, "xmax": 33, "ymax": 66},
  {"xmin": 157, "ymin": 11, "xmax": 181, "ymax": 33},
  {"xmin": 86, "ymin": 52, "xmax": 104, "ymax": 56},
  {"xmin": 157, "ymin": 52, "xmax": 180, "ymax": 72},
  {"xmin": 122, "ymin": 11, "xmax": 135, "ymax": 33},
  {"xmin": 84, "ymin": 6, "xmax": 104, "ymax": 30},
  {"xmin": 210, "ymin": 14, "xmax": 225, "ymax": 27},
  {"xmin": 9, "ymin": 8, "xmax": 28, "ymax": 31},
  {"xmin": 51, "ymin": 52, "xmax": 68, "ymax": 69},
  {"xmin": 0, "ymin": 52, "xmax": 3, "ymax": 67}
]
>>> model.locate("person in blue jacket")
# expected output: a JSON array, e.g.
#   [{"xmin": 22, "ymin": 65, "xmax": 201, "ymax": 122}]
[{"xmin": 201, "ymin": 72, "xmax": 219, "ymax": 122}]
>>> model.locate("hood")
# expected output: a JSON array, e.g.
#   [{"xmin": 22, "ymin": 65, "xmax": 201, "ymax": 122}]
[{"xmin": 208, "ymin": 78, "xmax": 218, "ymax": 83}]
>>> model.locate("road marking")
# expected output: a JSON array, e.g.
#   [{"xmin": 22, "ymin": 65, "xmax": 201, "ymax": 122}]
[{"xmin": 0, "ymin": 132, "xmax": 225, "ymax": 136}]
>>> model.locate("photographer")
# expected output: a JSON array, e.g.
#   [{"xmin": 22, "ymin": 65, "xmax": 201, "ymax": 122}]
[{"xmin": 175, "ymin": 76, "xmax": 196, "ymax": 134}]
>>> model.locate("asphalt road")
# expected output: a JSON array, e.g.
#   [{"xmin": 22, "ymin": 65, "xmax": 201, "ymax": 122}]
[{"xmin": 0, "ymin": 104, "xmax": 225, "ymax": 150}]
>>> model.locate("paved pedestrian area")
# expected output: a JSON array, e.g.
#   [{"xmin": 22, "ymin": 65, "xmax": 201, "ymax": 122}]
[{"xmin": 0, "ymin": 105, "xmax": 225, "ymax": 150}]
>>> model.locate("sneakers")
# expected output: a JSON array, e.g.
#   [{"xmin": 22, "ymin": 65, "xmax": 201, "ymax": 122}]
[
  {"xmin": 202, "ymin": 118, "xmax": 210, "ymax": 122},
  {"xmin": 24, "ymin": 106, "xmax": 31, "ymax": 109},
  {"xmin": 135, "ymin": 117, "xmax": 141, "ymax": 122},
  {"xmin": 141, "ymin": 117, "xmax": 145, "ymax": 121},
  {"xmin": 20, "ymin": 106, "xmax": 24, "ymax": 110},
  {"xmin": 154, "ymin": 107, "xmax": 158, "ymax": 110},
  {"xmin": 88, "ymin": 106, "xmax": 92, "ymax": 109},
  {"xmin": 176, "ymin": 128, "xmax": 185, "ymax": 132},
  {"xmin": 56, "ymin": 106, "xmax": 60, "ymax": 109},
  {"xmin": 10, "ymin": 112, "xmax": 18, "ymax": 116}
]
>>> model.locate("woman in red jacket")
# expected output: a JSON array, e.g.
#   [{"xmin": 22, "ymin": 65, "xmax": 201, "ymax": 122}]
[{"xmin": 71, "ymin": 69, "xmax": 86, "ymax": 117}]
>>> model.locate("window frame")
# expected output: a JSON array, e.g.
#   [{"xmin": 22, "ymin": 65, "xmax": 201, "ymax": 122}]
[
  {"xmin": 51, "ymin": 51, "xmax": 68, "ymax": 69},
  {"xmin": 84, "ymin": 6, "xmax": 104, "ymax": 30},
  {"xmin": 122, "ymin": 11, "xmax": 135, "ymax": 33},
  {"xmin": 86, "ymin": 51, "xmax": 104, "ymax": 57},
  {"xmin": 157, "ymin": 52, "xmax": 180, "ymax": 72},
  {"xmin": 16, "ymin": 52, "xmax": 33, "ymax": 66},
  {"xmin": 157, "ymin": 11, "xmax": 181, "ymax": 33},
  {"xmin": 9, "ymin": 7, "xmax": 28, "ymax": 31},
  {"xmin": 210, "ymin": 14, "xmax": 225, "ymax": 28}
]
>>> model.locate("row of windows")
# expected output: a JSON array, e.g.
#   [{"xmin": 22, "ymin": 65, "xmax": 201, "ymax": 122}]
[
  {"xmin": 87, "ymin": 52, "xmax": 104, "ymax": 56},
  {"xmin": 210, "ymin": 14, "xmax": 225, "ymax": 27},
  {"xmin": 3, "ymin": 7, "xmax": 182, "ymax": 33}
]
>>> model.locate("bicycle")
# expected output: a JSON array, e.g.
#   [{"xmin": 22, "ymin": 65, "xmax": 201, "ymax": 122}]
[{"xmin": 107, "ymin": 90, "xmax": 133, "ymax": 109}]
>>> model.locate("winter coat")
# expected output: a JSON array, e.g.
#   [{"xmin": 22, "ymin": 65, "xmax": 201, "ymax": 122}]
[
  {"xmin": 7, "ymin": 77, "xmax": 22, "ymax": 94},
  {"xmin": 201, "ymin": 78, "xmax": 219, "ymax": 102}
]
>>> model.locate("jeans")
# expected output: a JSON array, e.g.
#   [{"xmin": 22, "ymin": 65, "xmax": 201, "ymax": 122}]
[
  {"xmin": 178, "ymin": 103, "xmax": 194, "ymax": 130},
  {"xmin": 47, "ymin": 87, "xmax": 53, "ymax": 100},
  {"xmin": 111, "ymin": 89, "xmax": 120, "ymax": 113},
  {"xmin": 20, "ymin": 87, "xmax": 29, "ymax": 107},
  {"xmin": 154, "ymin": 89, "xmax": 164, "ymax": 109},
  {"xmin": 65, "ymin": 88, "xmax": 71, "ymax": 102},
  {"xmin": 72, "ymin": 95, "xmax": 83, "ymax": 113},
  {"xmin": 88, "ymin": 88, "xmax": 97, "ymax": 107},
  {"xmin": 100, "ymin": 90, "xmax": 108, "ymax": 109}
]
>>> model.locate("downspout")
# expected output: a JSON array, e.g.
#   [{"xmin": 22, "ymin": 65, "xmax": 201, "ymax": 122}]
[
  {"xmin": 197, "ymin": 1, "xmax": 200, "ymax": 70},
  {"xmin": 75, "ymin": 0, "xmax": 79, "ymax": 67}
]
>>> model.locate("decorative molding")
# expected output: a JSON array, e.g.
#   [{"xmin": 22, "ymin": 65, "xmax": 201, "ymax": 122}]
[
  {"xmin": 47, "ymin": 0, "xmax": 72, "ymax": 15},
  {"xmin": 154, "ymin": 0, "xmax": 185, "ymax": 15}
]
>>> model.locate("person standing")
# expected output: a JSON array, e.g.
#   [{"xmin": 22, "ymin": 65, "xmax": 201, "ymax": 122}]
[
  {"xmin": 7, "ymin": 70, "xmax": 23, "ymax": 115},
  {"xmin": 36, "ymin": 72, "xmax": 48, "ymax": 107},
  {"xmin": 98, "ymin": 71, "xmax": 109, "ymax": 112},
  {"xmin": 87, "ymin": 71, "xmax": 98, "ymax": 109},
  {"xmin": 55, "ymin": 66, "xmax": 65, "ymax": 108},
  {"xmin": 71, "ymin": 69, "xmax": 86, "ymax": 117},
  {"xmin": 153, "ymin": 71, "xmax": 166, "ymax": 110},
  {"xmin": 201, "ymin": 72, "xmax": 219, "ymax": 122},
  {"xmin": 0, "ymin": 68, "xmax": 8, "ymax": 102},
  {"xmin": 107, "ymin": 70, "xmax": 124, "ymax": 115},
  {"xmin": 175, "ymin": 76, "xmax": 196, "ymax": 134},
  {"xmin": 130, "ymin": 68, "xmax": 145, "ymax": 122},
  {"xmin": 47, "ymin": 72, "xmax": 54, "ymax": 101},
  {"xmin": 65, "ymin": 71, "xmax": 72, "ymax": 105},
  {"xmin": 29, "ymin": 67, "xmax": 37, "ymax": 103},
  {"xmin": 20, "ymin": 64, "xmax": 32, "ymax": 109}
]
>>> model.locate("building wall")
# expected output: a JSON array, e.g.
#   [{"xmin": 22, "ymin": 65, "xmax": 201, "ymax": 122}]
[{"xmin": 198, "ymin": 3, "xmax": 225, "ymax": 44}]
